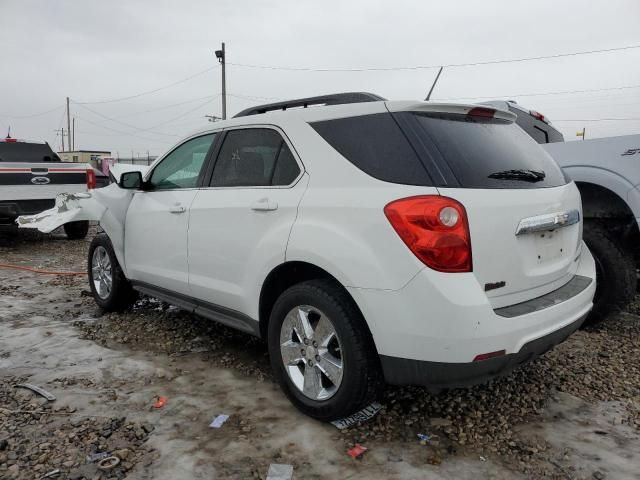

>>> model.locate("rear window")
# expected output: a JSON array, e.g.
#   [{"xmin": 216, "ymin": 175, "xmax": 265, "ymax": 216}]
[
  {"xmin": 310, "ymin": 113, "xmax": 433, "ymax": 186},
  {"xmin": 0, "ymin": 142, "xmax": 60, "ymax": 162},
  {"xmin": 311, "ymin": 112, "xmax": 567, "ymax": 189},
  {"xmin": 403, "ymin": 112, "xmax": 567, "ymax": 188}
]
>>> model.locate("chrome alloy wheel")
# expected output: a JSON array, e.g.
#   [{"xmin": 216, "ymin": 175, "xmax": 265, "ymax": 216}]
[
  {"xmin": 279, "ymin": 305, "xmax": 344, "ymax": 401},
  {"xmin": 91, "ymin": 245, "xmax": 112, "ymax": 300}
]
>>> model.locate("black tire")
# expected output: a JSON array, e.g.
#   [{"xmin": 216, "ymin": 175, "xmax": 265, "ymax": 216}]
[
  {"xmin": 64, "ymin": 221, "xmax": 89, "ymax": 240},
  {"xmin": 88, "ymin": 233, "xmax": 137, "ymax": 311},
  {"xmin": 268, "ymin": 279, "xmax": 382, "ymax": 421},
  {"xmin": 583, "ymin": 221, "xmax": 637, "ymax": 324}
]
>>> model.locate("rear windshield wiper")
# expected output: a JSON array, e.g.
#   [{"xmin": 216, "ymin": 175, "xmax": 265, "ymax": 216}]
[{"xmin": 488, "ymin": 169, "xmax": 546, "ymax": 182}]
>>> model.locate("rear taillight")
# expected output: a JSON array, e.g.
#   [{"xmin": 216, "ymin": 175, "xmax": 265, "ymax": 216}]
[
  {"xmin": 384, "ymin": 195, "xmax": 472, "ymax": 273},
  {"xmin": 86, "ymin": 169, "xmax": 96, "ymax": 189}
]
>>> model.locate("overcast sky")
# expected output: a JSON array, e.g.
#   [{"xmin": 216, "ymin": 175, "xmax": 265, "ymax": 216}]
[{"xmin": 1, "ymin": 0, "xmax": 639, "ymax": 157}]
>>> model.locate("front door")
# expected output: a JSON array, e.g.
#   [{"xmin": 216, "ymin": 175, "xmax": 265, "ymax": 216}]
[{"xmin": 125, "ymin": 133, "xmax": 217, "ymax": 295}]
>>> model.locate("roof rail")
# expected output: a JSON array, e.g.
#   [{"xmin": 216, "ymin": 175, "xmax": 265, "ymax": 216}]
[{"xmin": 233, "ymin": 92, "xmax": 386, "ymax": 118}]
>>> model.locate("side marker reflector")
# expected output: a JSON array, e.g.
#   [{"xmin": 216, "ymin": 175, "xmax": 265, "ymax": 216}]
[{"xmin": 473, "ymin": 350, "xmax": 506, "ymax": 362}]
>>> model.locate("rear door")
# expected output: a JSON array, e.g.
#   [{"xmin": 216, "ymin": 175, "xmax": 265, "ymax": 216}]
[
  {"xmin": 392, "ymin": 110, "xmax": 581, "ymax": 308},
  {"xmin": 125, "ymin": 133, "xmax": 216, "ymax": 296},
  {"xmin": 188, "ymin": 127, "xmax": 306, "ymax": 315}
]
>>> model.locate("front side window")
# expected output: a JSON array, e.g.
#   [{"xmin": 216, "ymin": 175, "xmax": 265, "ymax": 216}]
[
  {"xmin": 149, "ymin": 134, "xmax": 215, "ymax": 189},
  {"xmin": 210, "ymin": 128, "xmax": 301, "ymax": 187}
]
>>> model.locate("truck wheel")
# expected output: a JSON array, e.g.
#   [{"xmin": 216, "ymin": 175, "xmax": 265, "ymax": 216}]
[
  {"xmin": 88, "ymin": 233, "xmax": 137, "ymax": 311},
  {"xmin": 268, "ymin": 279, "xmax": 382, "ymax": 421},
  {"xmin": 583, "ymin": 222, "xmax": 637, "ymax": 324},
  {"xmin": 64, "ymin": 221, "xmax": 89, "ymax": 240}
]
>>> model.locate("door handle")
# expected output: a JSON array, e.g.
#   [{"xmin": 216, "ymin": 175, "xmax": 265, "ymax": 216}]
[
  {"xmin": 169, "ymin": 204, "xmax": 186, "ymax": 214},
  {"xmin": 250, "ymin": 198, "xmax": 278, "ymax": 211}
]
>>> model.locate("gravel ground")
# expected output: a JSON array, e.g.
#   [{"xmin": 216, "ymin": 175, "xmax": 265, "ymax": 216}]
[{"xmin": 1, "ymin": 229, "xmax": 639, "ymax": 479}]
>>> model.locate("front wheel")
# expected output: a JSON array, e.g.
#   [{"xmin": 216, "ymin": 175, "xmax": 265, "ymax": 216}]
[
  {"xmin": 583, "ymin": 222, "xmax": 637, "ymax": 324},
  {"xmin": 88, "ymin": 234, "xmax": 137, "ymax": 311},
  {"xmin": 268, "ymin": 279, "xmax": 381, "ymax": 421}
]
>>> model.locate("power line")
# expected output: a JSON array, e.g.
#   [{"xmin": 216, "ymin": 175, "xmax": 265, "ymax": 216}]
[
  {"xmin": 0, "ymin": 105, "xmax": 64, "ymax": 119},
  {"xmin": 142, "ymin": 96, "xmax": 220, "ymax": 130},
  {"xmin": 74, "ymin": 65, "xmax": 218, "ymax": 105},
  {"xmin": 73, "ymin": 96, "xmax": 219, "ymax": 137},
  {"xmin": 76, "ymin": 115, "xmax": 174, "ymax": 143},
  {"xmin": 435, "ymin": 83, "xmax": 640, "ymax": 101},
  {"xmin": 73, "ymin": 102, "xmax": 176, "ymax": 137},
  {"xmin": 226, "ymin": 43, "xmax": 640, "ymax": 72},
  {"xmin": 553, "ymin": 117, "xmax": 640, "ymax": 122},
  {"xmin": 113, "ymin": 94, "xmax": 218, "ymax": 119}
]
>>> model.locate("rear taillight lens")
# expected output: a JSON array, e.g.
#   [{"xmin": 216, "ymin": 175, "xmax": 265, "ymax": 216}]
[
  {"xmin": 86, "ymin": 169, "xmax": 96, "ymax": 189},
  {"xmin": 384, "ymin": 195, "xmax": 472, "ymax": 273}
]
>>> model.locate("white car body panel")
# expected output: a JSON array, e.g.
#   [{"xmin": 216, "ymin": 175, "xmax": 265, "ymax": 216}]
[
  {"xmin": 125, "ymin": 189, "xmax": 198, "ymax": 295},
  {"xmin": 189, "ymin": 174, "xmax": 309, "ymax": 318},
  {"xmin": 348, "ymin": 242, "xmax": 595, "ymax": 362},
  {"xmin": 440, "ymin": 184, "xmax": 583, "ymax": 309}
]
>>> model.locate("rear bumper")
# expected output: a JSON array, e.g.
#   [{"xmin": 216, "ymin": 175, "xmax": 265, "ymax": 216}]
[
  {"xmin": 347, "ymin": 241, "xmax": 596, "ymax": 385},
  {"xmin": 0, "ymin": 199, "xmax": 55, "ymax": 226},
  {"xmin": 380, "ymin": 311, "xmax": 586, "ymax": 389}
]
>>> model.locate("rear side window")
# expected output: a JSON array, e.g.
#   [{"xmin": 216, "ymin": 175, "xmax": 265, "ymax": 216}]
[
  {"xmin": 403, "ymin": 112, "xmax": 567, "ymax": 189},
  {"xmin": 310, "ymin": 113, "xmax": 433, "ymax": 186},
  {"xmin": 211, "ymin": 128, "xmax": 301, "ymax": 187}
]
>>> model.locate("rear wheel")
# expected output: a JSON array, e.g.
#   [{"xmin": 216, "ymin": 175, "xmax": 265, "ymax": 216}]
[
  {"xmin": 268, "ymin": 279, "xmax": 381, "ymax": 421},
  {"xmin": 64, "ymin": 221, "xmax": 89, "ymax": 240},
  {"xmin": 88, "ymin": 234, "xmax": 137, "ymax": 311},
  {"xmin": 583, "ymin": 222, "xmax": 637, "ymax": 324}
]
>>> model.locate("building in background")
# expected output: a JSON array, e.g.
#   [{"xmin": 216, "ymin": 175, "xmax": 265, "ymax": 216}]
[{"xmin": 58, "ymin": 150, "xmax": 111, "ymax": 165}]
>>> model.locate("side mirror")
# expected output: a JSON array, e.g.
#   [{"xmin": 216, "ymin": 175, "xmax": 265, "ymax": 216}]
[{"xmin": 119, "ymin": 171, "xmax": 143, "ymax": 189}]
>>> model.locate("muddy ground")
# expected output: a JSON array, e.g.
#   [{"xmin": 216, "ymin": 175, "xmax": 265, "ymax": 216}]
[{"xmin": 0, "ymin": 229, "xmax": 639, "ymax": 480}]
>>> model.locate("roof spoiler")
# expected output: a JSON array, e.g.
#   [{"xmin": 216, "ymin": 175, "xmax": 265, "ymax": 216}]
[{"xmin": 233, "ymin": 92, "xmax": 386, "ymax": 118}]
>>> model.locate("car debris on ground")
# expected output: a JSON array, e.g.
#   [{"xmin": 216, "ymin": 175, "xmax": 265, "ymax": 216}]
[
  {"xmin": 152, "ymin": 395, "xmax": 167, "ymax": 409},
  {"xmin": 266, "ymin": 463, "xmax": 294, "ymax": 480},
  {"xmin": 330, "ymin": 402, "xmax": 382, "ymax": 429},
  {"xmin": 14, "ymin": 384, "xmax": 56, "ymax": 401},
  {"xmin": 346, "ymin": 443, "xmax": 368, "ymax": 459},
  {"xmin": 209, "ymin": 414, "xmax": 229, "ymax": 429}
]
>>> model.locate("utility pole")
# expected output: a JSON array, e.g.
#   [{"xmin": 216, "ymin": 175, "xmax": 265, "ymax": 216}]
[
  {"xmin": 425, "ymin": 67, "xmax": 444, "ymax": 101},
  {"xmin": 66, "ymin": 97, "xmax": 71, "ymax": 152},
  {"xmin": 215, "ymin": 42, "xmax": 227, "ymax": 119},
  {"xmin": 54, "ymin": 129, "xmax": 65, "ymax": 151},
  {"xmin": 72, "ymin": 117, "xmax": 75, "ymax": 150}
]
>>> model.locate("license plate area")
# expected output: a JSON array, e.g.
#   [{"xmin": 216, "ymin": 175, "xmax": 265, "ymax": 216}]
[{"xmin": 534, "ymin": 230, "xmax": 567, "ymax": 264}]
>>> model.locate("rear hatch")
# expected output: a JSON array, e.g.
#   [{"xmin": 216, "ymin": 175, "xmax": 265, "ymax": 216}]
[{"xmin": 388, "ymin": 105, "xmax": 581, "ymax": 308}]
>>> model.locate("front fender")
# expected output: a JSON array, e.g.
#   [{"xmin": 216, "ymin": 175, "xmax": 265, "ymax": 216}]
[{"xmin": 17, "ymin": 184, "xmax": 137, "ymax": 275}]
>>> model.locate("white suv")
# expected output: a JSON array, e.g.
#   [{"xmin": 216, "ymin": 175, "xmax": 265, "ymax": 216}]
[{"xmin": 76, "ymin": 93, "xmax": 596, "ymax": 420}]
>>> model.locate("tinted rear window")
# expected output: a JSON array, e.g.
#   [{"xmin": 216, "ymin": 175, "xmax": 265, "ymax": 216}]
[
  {"xmin": 310, "ymin": 113, "xmax": 433, "ymax": 186},
  {"xmin": 0, "ymin": 142, "xmax": 60, "ymax": 162},
  {"xmin": 404, "ymin": 112, "xmax": 567, "ymax": 188}
]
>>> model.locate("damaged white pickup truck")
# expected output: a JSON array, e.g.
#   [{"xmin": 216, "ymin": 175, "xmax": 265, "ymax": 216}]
[{"xmin": 17, "ymin": 93, "xmax": 596, "ymax": 421}]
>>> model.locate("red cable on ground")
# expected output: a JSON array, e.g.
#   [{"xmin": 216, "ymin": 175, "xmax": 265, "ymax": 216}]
[{"xmin": 0, "ymin": 263, "xmax": 86, "ymax": 276}]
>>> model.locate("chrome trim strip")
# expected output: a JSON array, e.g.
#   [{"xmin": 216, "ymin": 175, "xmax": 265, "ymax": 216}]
[{"xmin": 515, "ymin": 209, "xmax": 580, "ymax": 236}]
